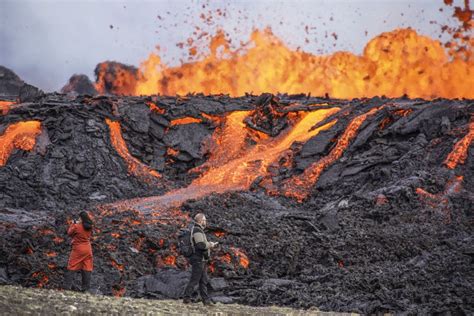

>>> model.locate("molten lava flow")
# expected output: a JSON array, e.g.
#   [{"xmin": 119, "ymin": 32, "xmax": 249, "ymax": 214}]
[
  {"xmin": 146, "ymin": 101, "xmax": 165, "ymax": 114},
  {"xmin": 0, "ymin": 121, "xmax": 42, "ymax": 167},
  {"xmin": 416, "ymin": 175, "xmax": 463, "ymax": 223},
  {"xmin": 191, "ymin": 108, "xmax": 339, "ymax": 191},
  {"xmin": 98, "ymin": 28, "xmax": 474, "ymax": 99},
  {"xmin": 170, "ymin": 117, "xmax": 202, "ymax": 126},
  {"xmin": 283, "ymin": 107, "xmax": 382, "ymax": 201},
  {"xmin": 231, "ymin": 247, "xmax": 250, "ymax": 268},
  {"xmin": 111, "ymin": 108, "xmax": 339, "ymax": 212},
  {"xmin": 0, "ymin": 101, "xmax": 14, "ymax": 115},
  {"xmin": 105, "ymin": 118, "xmax": 161, "ymax": 182},
  {"xmin": 444, "ymin": 120, "xmax": 474, "ymax": 169}
]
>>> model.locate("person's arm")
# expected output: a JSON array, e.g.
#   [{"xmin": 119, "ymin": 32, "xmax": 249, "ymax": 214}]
[
  {"xmin": 193, "ymin": 231, "xmax": 211, "ymax": 250},
  {"xmin": 67, "ymin": 223, "xmax": 77, "ymax": 237}
]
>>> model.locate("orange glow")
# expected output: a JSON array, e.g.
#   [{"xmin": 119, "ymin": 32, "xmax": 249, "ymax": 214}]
[
  {"xmin": 170, "ymin": 117, "xmax": 202, "ymax": 126},
  {"xmin": 416, "ymin": 175, "xmax": 464, "ymax": 223},
  {"xmin": 444, "ymin": 120, "xmax": 474, "ymax": 169},
  {"xmin": 0, "ymin": 101, "xmax": 14, "ymax": 115},
  {"xmin": 134, "ymin": 237, "xmax": 145, "ymax": 251},
  {"xmin": 110, "ymin": 259, "xmax": 124, "ymax": 271},
  {"xmin": 0, "ymin": 121, "xmax": 42, "ymax": 166},
  {"xmin": 112, "ymin": 286, "xmax": 126, "ymax": 297},
  {"xmin": 209, "ymin": 262, "xmax": 216, "ymax": 273},
  {"xmin": 97, "ymin": 28, "xmax": 474, "ymax": 99},
  {"xmin": 48, "ymin": 263, "xmax": 57, "ymax": 270},
  {"xmin": 231, "ymin": 247, "xmax": 250, "ymax": 268},
  {"xmin": 45, "ymin": 251, "xmax": 57, "ymax": 257},
  {"xmin": 111, "ymin": 232, "xmax": 121, "ymax": 238},
  {"xmin": 53, "ymin": 236, "xmax": 64, "ymax": 244},
  {"xmin": 105, "ymin": 118, "xmax": 161, "ymax": 181},
  {"xmin": 220, "ymin": 253, "xmax": 232, "ymax": 264},
  {"xmin": 32, "ymin": 272, "xmax": 49, "ymax": 288},
  {"xmin": 213, "ymin": 231, "xmax": 225, "ymax": 238},
  {"xmin": 162, "ymin": 255, "xmax": 176, "ymax": 266},
  {"xmin": 166, "ymin": 147, "xmax": 179, "ymax": 157},
  {"xmin": 283, "ymin": 107, "xmax": 382, "ymax": 201},
  {"xmin": 146, "ymin": 101, "xmax": 165, "ymax": 114}
]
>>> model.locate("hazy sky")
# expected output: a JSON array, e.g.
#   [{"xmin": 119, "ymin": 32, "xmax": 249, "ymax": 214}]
[{"xmin": 0, "ymin": 0, "xmax": 463, "ymax": 92}]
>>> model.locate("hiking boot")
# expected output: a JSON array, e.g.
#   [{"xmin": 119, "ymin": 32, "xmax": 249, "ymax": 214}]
[{"xmin": 183, "ymin": 298, "xmax": 192, "ymax": 304}]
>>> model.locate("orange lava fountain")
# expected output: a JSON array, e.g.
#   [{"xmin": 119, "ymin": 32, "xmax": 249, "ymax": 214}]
[
  {"xmin": 97, "ymin": 28, "xmax": 474, "ymax": 99},
  {"xmin": 0, "ymin": 121, "xmax": 42, "ymax": 166}
]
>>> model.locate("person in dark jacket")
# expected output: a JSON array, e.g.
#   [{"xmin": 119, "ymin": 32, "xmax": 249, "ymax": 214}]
[
  {"xmin": 183, "ymin": 213, "xmax": 218, "ymax": 305},
  {"xmin": 64, "ymin": 211, "xmax": 94, "ymax": 292}
]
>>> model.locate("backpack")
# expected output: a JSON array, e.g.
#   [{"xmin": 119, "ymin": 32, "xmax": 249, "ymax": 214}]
[{"xmin": 177, "ymin": 224, "xmax": 195, "ymax": 257}]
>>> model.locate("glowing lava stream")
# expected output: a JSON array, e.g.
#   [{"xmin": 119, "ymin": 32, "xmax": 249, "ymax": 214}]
[
  {"xmin": 105, "ymin": 119, "xmax": 161, "ymax": 182},
  {"xmin": 0, "ymin": 101, "xmax": 14, "ymax": 115},
  {"xmin": 444, "ymin": 120, "xmax": 474, "ymax": 169},
  {"xmin": 0, "ymin": 121, "xmax": 42, "ymax": 166},
  {"xmin": 282, "ymin": 106, "xmax": 383, "ymax": 201},
  {"xmin": 114, "ymin": 108, "xmax": 340, "ymax": 212}
]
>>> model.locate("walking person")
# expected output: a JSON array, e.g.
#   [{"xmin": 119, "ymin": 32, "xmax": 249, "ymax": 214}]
[
  {"xmin": 183, "ymin": 213, "xmax": 218, "ymax": 305},
  {"xmin": 64, "ymin": 211, "xmax": 94, "ymax": 292}
]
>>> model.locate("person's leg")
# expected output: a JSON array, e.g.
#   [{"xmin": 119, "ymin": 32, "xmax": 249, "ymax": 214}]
[
  {"xmin": 63, "ymin": 270, "xmax": 75, "ymax": 290},
  {"xmin": 81, "ymin": 270, "xmax": 91, "ymax": 292},
  {"xmin": 199, "ymin": 263, "xmax": 213, "ymax": 304},
  {"xmin": 183, "ymin": 261, "xmax": 203, "ymax": 302}
]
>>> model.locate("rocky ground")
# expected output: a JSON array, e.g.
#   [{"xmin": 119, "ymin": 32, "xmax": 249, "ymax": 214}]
[{"xmin": 0, "ymin": 285, "xmax": 353, "ymax": 315}]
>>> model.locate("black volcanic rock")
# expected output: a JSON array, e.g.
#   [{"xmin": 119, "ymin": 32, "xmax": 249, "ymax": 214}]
[
  {"xmin": 0, "ymin": 66, "xmax": 43, "ymax": 100},
  {"xmin": 0, "ymin": 93, "xmax": 472, "ymax": 314},
  {"xmin": 0, "ymin": 66, "xmax": 24, "ymax": 96},
  {"xmin": 61, "ymin": 74, "xmax": 98, "ymax": 95}
]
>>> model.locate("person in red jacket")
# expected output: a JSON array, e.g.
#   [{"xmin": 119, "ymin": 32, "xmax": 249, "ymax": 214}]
[{"xmin": 64, "ymin": 211, "xmax": 94, "ymax": 292}]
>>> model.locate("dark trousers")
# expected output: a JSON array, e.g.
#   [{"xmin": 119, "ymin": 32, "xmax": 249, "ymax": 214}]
[
  {"xmin": 183, "ymin": 260, "xmax": 209, "ymax": 300},
  {"xmin": 64, "ymin": 270, "xmax": 91, "ymax": 292}
]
